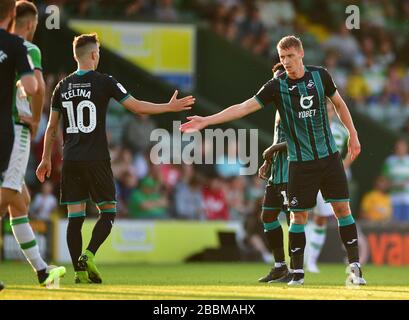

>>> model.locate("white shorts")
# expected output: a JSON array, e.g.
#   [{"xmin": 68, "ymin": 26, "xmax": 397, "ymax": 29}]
[
  {"xmin": 2, "ymin": 124, "xmax": 30, "ymax": 193},
  {"xmin": 313, "ymin": 191, "xmax": 334, "ymax": 217}
]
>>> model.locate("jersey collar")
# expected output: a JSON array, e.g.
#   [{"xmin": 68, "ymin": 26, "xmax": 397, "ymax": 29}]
[{"xmin": 75, "ymin": 70, "xmax": 91, "ymax": 76}]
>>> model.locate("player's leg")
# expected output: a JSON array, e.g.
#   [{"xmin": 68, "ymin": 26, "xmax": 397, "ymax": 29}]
[
  {"xmin": 78, "ymin": 160, "xmax": 117, "ymax": 284},
  {"xmin": 8, "ymin": 185, "xmax": 65, "ymax": 286},
  {"xmin": 321, "ymin": 152, "xmax": 365, "ymax": 285},
  {"xmin": 287, "ymin": 161, "xmax": 321, "ymax": 286},
  {"xmin": 258, "ymin": 184, "xmax": 289, "ymax": 282},
  {"xmin": 307, "ymin": 191, "xmax": 332, "ymax": 273},
  {"xmin": 8, "ymin": 187, "xmax": 48, "ymax": 274},
  {"xmin": 78, "ymin": 203, "xmax": 116, "ymax": 284},
  {"xmin": 66, "ymin": 202, "xmax": 88, "ymax": 283},
  {"xmin": 61, "ymin": 160, "xmax": 90, "ymax": 283}
]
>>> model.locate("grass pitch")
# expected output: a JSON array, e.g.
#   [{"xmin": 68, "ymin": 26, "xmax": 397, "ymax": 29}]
[{"xmin": 0, "ymin": 262, "xmax": 408, "ymax": 300}]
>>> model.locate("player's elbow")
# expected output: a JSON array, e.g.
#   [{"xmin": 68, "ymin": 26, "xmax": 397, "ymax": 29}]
[
  {"xmin": 122, "ymin": 97, "xmax": 144, "ymax": 115},
  {"xmin": 21, "ymin": 76, "xmax": 38, "ymax": 96}
]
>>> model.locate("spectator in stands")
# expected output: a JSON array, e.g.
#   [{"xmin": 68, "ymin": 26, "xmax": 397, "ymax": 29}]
[
  {"xmin": 111, "ymin": 147, "xmax": 137, "ymax": 181},
  {"xmin": 383, "ymin": 138, "xmax": 409, "ymax": 221},
  {"xmin": 380, "ymin": 65, "xmax": 404, "ymax": 107},
  {"xmin": 202, "ymin": 172, "xmax": 229, "ymax": 220},
  {"xmin": 360, "ymin": 176, "xmax": 392, "ymax": 222},
  {"xmin": 155, "ymin": 0, "xmax": 178, "ymax": 22},
  {"xmin": 124, "ymin": 0, "xmax": 146, "ymax": 18},
  {"xmin": 323, "ymin": 23, "xmax": 360, "ymax": 67},
  {"xmin": 31, "ymin": 181, "xmax": 57, "ymax": 221},
  {"xmin": 238, "ymin": 5, "xmax": 265, "ymax": 51},
  {"xmin": 122, "ymin": 114, "xmax": 156, "ymax": 156},
  {"xmin": 225, "ymin": 176, "xmax": 248, "ymax": 221},
  {"xmin": 116, "ymin": 170, "xmax": 138, "ymax": 216},
  {"xmin": 345, "ymin": 66, "xmax": 370, "ymax": 106},
  {"xmin": 173, "ymin": 164, "xmax": 205, "ymax": 219},
  {"xmin": 215, "ymin": 142, "xmax": 243, "ymax": 179},
  {"xmin": 128, "ymin": 176, "xmax": 169, "ymax": 219}
]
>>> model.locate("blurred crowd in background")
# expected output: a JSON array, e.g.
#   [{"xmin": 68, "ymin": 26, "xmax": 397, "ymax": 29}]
[{"xmin": 27, "ymin": 0, "xmax": 408, "ymax": 227}]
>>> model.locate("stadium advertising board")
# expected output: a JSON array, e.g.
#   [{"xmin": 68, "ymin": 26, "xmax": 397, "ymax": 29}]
[
  {"xmin": 55, "ymin": 220, "xmax": 241, "ymax": 263},
  {"xmin": 68, "ymin": 20, "xmax": 196, "ymax": 91}
]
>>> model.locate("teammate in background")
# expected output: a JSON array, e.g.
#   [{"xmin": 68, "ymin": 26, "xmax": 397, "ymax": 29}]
[
  {"xmin": 36, "ymin": 33, "xmax": 195, "ymax": 284},
  {"xmin": 257, "ymin": 63, "xmax": 292, "ymax": 283},
  {"xmin": 0, "ymin": 0, "xmax": 37, "ymax": 175},
  {"xmin": 181, "ymin": 35, "xmax": 365, "ymax": 286},
  {"xmin": 306, "ymin": 99, "xmax": 353, "ymax": 273},
  {"xmin": 1, "ymin": 0, "xmax": 64, "ymax": 287}
]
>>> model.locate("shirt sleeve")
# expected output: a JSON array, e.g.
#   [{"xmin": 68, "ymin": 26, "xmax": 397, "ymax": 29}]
[
  {"xmin": 105, "ymin": 75, "xmax": 131, "ymax": 103},
  {"xmin": 320, "ymin": 68, "xmax": 337, "ymax": 97},
  {"xmin": 50, "ymin": 83, "xmax": 62, "ymax": 112},
  {"xmin": 254, "ymin": 79, "xmax": 276, "ymax": 108},
  {"xmin": 28, "ymin": 45, "xmax": 42, "ymax": 71},
  {"xmin": 15, "ymin": 39, "xmax": 34, "ymax": 77}
]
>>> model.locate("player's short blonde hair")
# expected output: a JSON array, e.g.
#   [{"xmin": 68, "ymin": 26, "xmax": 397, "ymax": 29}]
[{"xmin": 277, "ymin": 35, "xmax": 303, "ymax": 52}]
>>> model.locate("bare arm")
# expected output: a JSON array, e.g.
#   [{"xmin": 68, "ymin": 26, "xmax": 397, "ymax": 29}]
[
  {"xmin": 180, "ymin": 97, "xmax": 262, "ymax": 132},
  {"xmin": 121, "ymin": 90, "xmax": 195, "ymax": 115},
  {"xmin": 36, "ymin": 110, "xmax": 60, "ymax": 182},
  {"xmin": 29, "ymin": 70, "xmax": 45, "ymax": 136},
  {"xmin": 263, "ymin": 142, "xmax": 288, "ymax": 162},
  {"xmin": 20, "ymin": 73, "xmax": 38, "ymax": 96},
  {"xmin": 330, "ymin": 91, "xmax": 361, "ymax": 161}
]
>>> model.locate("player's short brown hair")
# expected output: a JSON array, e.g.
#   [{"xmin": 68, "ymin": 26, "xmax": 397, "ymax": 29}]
[
  {"xmin": 0, "ymin": 0, "xmax": 16, "ymax": 21},
  {"xmin": 15, "ymin": 0, "xmax": 37, "ymax": 27},
  {"xmin": 16, "ymin": 0, "xmax": 37, "ymax": 18},
  {"xmin": 277, "ymin": 35, "xmax": 303, "ymax": 51},
  {"xmin": 73, "ymin": 33, "xmax": 99, "ymax": 58}
]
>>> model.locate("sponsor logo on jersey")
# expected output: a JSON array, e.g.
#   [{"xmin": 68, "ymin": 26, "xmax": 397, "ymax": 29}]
[
  {"xmin": 290, "ymin": 197, "xmax": 298, "ymax": 207},
  {"xmin": 306, "ymin": 80, "xmax": 315, "ymax": 89},
  {"xmin": 300, "ymin": 94, "xmax": 314, "ymax": 109}
]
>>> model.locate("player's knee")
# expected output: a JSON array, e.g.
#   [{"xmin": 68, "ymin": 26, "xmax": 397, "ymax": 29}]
[
  {"xmin": 290, "ymin": 211, "xmax": 308, "ymax": 224},
  {"xmin": 331, "ymin": 202, "xmax": 351, "ymax": 217},
  {"xmin": 67, "ymin": 216, "xmax": 85, "ymax": 231}
]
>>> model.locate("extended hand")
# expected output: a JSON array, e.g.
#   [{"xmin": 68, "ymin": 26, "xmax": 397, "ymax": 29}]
[
  {"xmin": 169, "ymin": 90, "xmax": 195, "ymax": 112},
  {"xmin": 179, "ymin": 116, "xmax": 207, "ymax": 133}
]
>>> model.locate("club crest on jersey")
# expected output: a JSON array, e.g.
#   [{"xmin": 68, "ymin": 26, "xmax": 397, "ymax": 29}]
[
  {"xmin": 306, "ymin": 80, "xmax": 315, "ymax": 89},
  {"xmin": 290, "ymin": 197, "xmax": 298, "ymax": 207},
  {"xmin": 300, "ymin": 94, "xmax": 314, "ymax": 109}
]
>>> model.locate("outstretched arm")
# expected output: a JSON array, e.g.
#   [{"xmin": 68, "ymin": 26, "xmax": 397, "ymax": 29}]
[
  {"xmin": 180, "ymin": 97, "xmax": 262, "ymax": 133},
  {"xmin": 121, "ymin": 90, "xmax": 195, "ymax": 115},
  {"xmin": 330, "ymin": 91, "xmax": 361, "ymax": 161}
]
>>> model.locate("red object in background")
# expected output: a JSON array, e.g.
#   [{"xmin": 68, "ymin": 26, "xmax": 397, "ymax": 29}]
[
  {"xmin": 160, "ymin": 164, "xmax": 181, "ymax": 189},
  {"xmin": 202, "ymin": 187, "xmax": 229, "ymax": 220}
]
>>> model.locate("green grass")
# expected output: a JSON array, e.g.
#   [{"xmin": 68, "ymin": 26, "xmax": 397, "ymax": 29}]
[{"xmin": 0, "ymin": 262, "xmax": 408, "ymax": 300}]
